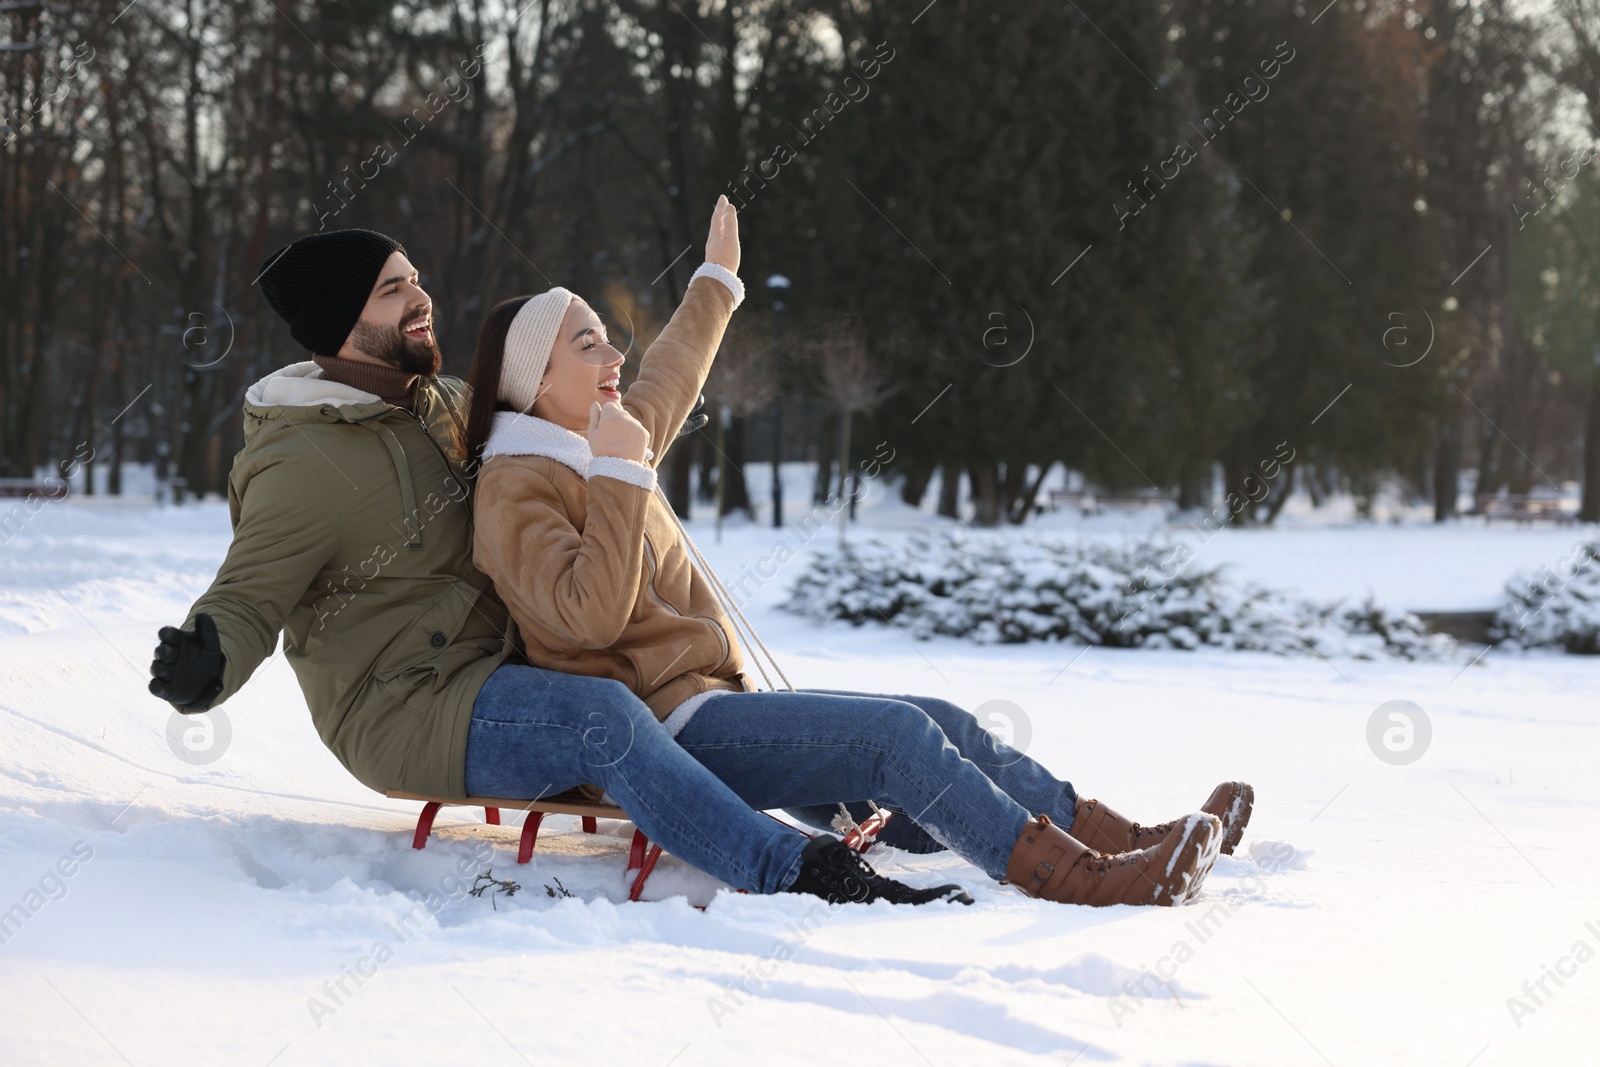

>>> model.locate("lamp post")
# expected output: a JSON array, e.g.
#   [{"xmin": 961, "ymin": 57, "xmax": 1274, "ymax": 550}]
[{"xmin": 767, "ymin": 273, "xmax": 789, "ymax": 528}]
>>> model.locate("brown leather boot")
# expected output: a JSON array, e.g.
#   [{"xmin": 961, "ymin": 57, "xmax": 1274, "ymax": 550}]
[
  {"xmin": 1070, "ymin": 781, "xmax": 1254, "ymax": 856},
  {"xmin": 1203, "ymin": 781, "xmax": 1253, "ymax": 854},
  {"xmin": 1005, "ymin": 811, "xmax": 1222, "ymax": 906}
]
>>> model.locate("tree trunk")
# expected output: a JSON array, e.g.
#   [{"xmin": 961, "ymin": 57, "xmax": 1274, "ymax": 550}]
[
  {"xmin": 1305, "ymin": 464, "xmax": 1326, "ymax": 509},
  {"xmin": 108, "ymin": 319, "xmax": 126, "ymax": 495},
  {"xmin": 721, "ymin": 412, "xmax": 752, "ymax": 517},
  {"xmin": 666, "ymin": 437, "xmax": 693, "ymax": 518},
  {"xmin": 79, "ymin": 363, "xmax": 97, "ymax": 496},
  {"xmin": 1007, "ymin": 460, "xmax": 1053, "ymax": 524},
  {"xmin": 714, "ymin": 411, "xmax": 726, "ymax": 541},
  {"xmin": 999, "ymin": 461, "xmax": 1026, "ymax": 524},
  {"xmin": 696, "ymin": 437, "xmax": 717, "ymax": 504},
  {"xmin": 1178, "ymin": 463, "xmax": 1213, "ymax": 511},
  {"xmin": 837, "ymin": 411, "xmax": 853, "ymax": 542},
  {"xmin": 1222, "ymin": 457, "xmax": 1255, "ymax": 525},
  {"xmin": 1582, "ymin": 379, "xmax": 1600, "ymax": 524},
  {"xmin": 969, "ymin": 462, "xmax": 1001, "ymax": 526},
  {"xmin": 1433, "ymin": 409, "xmax": 1461, "ymax": 521},
  {"xmin": 769, "ymin": 391, "xmax": 783, "ymax": 529},
  {"xmin": 1507, "ymin": 454, "xmax": 1536, "ymax": 495},
  {"xmin": 900, "ymin": 460, "xmax": 934, "ymax": 508},
  {"xmin": 1475, "ymin": 419, "xmax": 1505, "ymax": 501},
  {"xmin": 109, "ymin": 404, "xmax": 124, "ymax": 496},
  {"xmin": 1262, "ymin": 465, "xmax": 1294, "ymax": 524},
  {"xmin": 936, "ymin": 464, "xmax": 960, "ymax": 519},
  {"xmin": 1351, "ymin": 470, "xmax": 1376, "ymax": 520},
  {"xmin": 813, "ymin": 413, "xmax": 836, "ymax": 505}
]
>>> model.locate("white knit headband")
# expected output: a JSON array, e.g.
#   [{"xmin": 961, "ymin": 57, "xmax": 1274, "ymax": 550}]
[
  {"xmin": 497, "ymin": 265, "xmax": 745, "ymax": 415},
  {"xmin": 499, "ymin": 286, "xmax": 575, "ymax": 414}
]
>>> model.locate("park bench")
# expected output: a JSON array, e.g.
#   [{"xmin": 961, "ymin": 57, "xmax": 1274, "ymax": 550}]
[
  {"xmin": 388, "ymin": 788, "xmax": 891, "ymax": 903},
  {"xmin": 1045, "ymin": 488, "xmax": 1176, "ymax": 516},
  {"xmin": 1474, "ymin": 494, "xmax": 1572, "ymax": 524},
  {"xmin": 0, "ymin": 478, "xmax": 69, "ymax": 500},
  {"xmin": 1045, "ymin": 489, "xmax": 1093, "ymax": 515},
  {"xmin": 1099, "ymin": 490, "xmax": 1175, "ymax": 513}
]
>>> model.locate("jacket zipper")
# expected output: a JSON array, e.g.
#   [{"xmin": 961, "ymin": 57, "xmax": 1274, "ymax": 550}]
[
  {"xmin": 357, "ymin": 393, "xmax": 469, "ymax": 551},
  {"xmin": 642, "ymin": 534, "xmax": 730, "ymax": 675},
  {"xmin": 410, "ymin": 404, "xmax": 468, "ymax": 499}
]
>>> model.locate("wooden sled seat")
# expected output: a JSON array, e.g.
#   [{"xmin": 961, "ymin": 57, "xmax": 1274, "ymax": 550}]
[
  {"xmin": 386, "ymin": 789, "xmax": 895, "ymax": 904},
  {"xmin": 386, "ymin": 788, "xmax": 666, "ymax": 901}
]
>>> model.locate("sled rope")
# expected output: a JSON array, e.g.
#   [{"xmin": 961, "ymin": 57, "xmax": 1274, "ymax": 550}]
[
  {"xmin": 652, "ymin": 485, "xmax": 790, "ymax": 691},
  {"xmin": 652, "ymin": 485, "xmax": 794, "ymax": 693},
  {"xmin": 700, "ymin": 545, "xmax": 794, "ymax": 692},
  {"xmin": 664, "ymin": 502, "xmax": 779, "ymax": 692}
]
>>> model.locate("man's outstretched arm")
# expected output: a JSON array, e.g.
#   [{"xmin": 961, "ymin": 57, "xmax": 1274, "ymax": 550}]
[{"xmin": 151, "ymin": 454, "xmax": 342, "ymax": 713}]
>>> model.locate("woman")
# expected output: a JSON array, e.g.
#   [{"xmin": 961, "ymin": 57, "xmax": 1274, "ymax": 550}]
[{"xmin": 465, "ymin": 196, "xmax": 1251, "ymax": 906}]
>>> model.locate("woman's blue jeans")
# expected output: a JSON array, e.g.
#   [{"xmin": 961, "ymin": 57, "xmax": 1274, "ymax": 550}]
[
  {"xmin": 464, "ymin": 669, "xmax": 1078, "ymax": 889},
  {"xmin": 674, "ymin": 689, "xmax": 1077, "ymax": 881}
]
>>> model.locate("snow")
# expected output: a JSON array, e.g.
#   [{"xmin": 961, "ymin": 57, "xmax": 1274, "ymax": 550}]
[{"xmin": 2, "ymin": 489, "xmax": 1597, "ymax": 1066}]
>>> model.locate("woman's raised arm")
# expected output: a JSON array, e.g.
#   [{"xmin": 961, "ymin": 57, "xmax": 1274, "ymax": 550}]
[{"xmin": 623, "ymin": 195, "xmax": 744, "ymax": 468}]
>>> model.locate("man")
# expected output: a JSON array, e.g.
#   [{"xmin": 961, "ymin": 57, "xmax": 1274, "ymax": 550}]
[{"xmin": 148, "ymin": 228, "xmax": 964, "ymax": 907}]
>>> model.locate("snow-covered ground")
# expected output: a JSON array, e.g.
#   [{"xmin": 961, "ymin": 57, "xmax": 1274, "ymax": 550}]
[{"xmin": 2, "ymin": 487, "xmax": 1596, "ymax": 1066}]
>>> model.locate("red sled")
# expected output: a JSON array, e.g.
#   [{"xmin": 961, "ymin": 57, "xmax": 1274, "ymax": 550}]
[{"xmin": 387, "ymin": 789, "xmax": 891, "ymax": 903}]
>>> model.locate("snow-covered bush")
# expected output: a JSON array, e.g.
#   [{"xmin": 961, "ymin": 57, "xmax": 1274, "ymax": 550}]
[
  {"xmin": 1490, "ymin": 540, "xmax": 1600, "ymax": 654},
  {"xmin": 782, "ymin": 531, "xmax": 1455, "ymax": 660}
]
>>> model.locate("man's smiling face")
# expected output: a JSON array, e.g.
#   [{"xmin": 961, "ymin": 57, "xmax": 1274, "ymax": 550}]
[{"xmin": 337, "ymin": 251, "xmax": 441, "ymax": 376}]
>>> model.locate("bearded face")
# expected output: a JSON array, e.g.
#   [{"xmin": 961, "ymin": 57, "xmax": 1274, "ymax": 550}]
[{"xmin": 349, "ymin": 309, "xmax": 441, "ymax": 377}]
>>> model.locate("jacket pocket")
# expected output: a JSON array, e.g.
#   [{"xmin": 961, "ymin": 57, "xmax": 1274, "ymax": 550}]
[{"xmin": 373, "ymin": 582, "xmax": 476, "ymax": 711}]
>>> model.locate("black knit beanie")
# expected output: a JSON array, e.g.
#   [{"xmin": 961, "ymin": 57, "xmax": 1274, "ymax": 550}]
[{"xmin": 256, "ymin": 229, "xmax": 406, "ymax": 355}]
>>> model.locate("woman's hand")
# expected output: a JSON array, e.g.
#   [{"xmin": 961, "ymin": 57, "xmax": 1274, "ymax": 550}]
[
  {"xmin": 705, "ymin": 194, "xmax": 740, "ymax": 274},
  {"xmin": 588, "ymin": 401, "xmax": 650, "ymax": 463}
]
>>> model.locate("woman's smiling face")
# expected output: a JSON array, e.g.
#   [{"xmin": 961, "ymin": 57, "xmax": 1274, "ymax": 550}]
[{"xmin": 529, "ymin": 298, "xmax": 624, "ymax": 432}]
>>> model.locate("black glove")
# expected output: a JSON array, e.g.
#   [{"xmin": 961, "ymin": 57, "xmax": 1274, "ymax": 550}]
[
  {"xmin": 676, "ymin": 393, "xmax": 709, "ymax": 439},
  {"xmin": 149, "ymin": 613, "xmax": 226, "ymax": 712}
]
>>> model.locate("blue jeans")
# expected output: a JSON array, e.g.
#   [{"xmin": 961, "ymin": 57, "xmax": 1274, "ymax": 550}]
[
  {"xmin": 673, "ymin": 689, "xmax": 1075, "ymax": 881},
  {"xmin": 762, "ymin": 690, "xmax": 1079, "ymax": 860},
  {"xmin": 463, "ymin": 665, "xmax": 808, "ymax": 894}
]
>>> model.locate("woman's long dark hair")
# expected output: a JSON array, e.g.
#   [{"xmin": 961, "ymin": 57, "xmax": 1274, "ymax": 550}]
[{"xmin": 463, "ymin": 295, "xmax": 533, "ymax": 478}]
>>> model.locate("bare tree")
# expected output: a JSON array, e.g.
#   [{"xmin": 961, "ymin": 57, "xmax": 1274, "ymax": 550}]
[
  {"xmin": 805, "ymin": 319, "xmax": 898, "ymax": 544},
  {"xmin": 702, "ymin": 316, "xmax": 776, "ymax": 539},
  {"xmin": 1547, "ymin": 0, "xmax": 1600, "ymax": 520}
]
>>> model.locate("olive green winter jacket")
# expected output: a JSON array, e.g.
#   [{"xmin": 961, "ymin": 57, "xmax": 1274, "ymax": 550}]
[{"xmin": 173, "ymin": 364, "xmax": 514, "ymax": 800}]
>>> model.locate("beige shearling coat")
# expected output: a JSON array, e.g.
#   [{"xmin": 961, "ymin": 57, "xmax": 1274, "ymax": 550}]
[{"xmin": 471, "ymin": 274, "xmax": 755, "ymax": 723}]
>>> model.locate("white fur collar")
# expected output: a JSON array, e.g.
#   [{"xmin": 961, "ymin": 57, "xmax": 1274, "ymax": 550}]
[
  {"xmin": 245, "ymin": 360, "xmax": 382, "ymax": 408},
  {"xmin": 481, "ymin": 411, "xmax": 593, "ymax": 476},
  {"xmin": 481, "ymin": 410, "xmax": 657, "ymax": 491}
]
